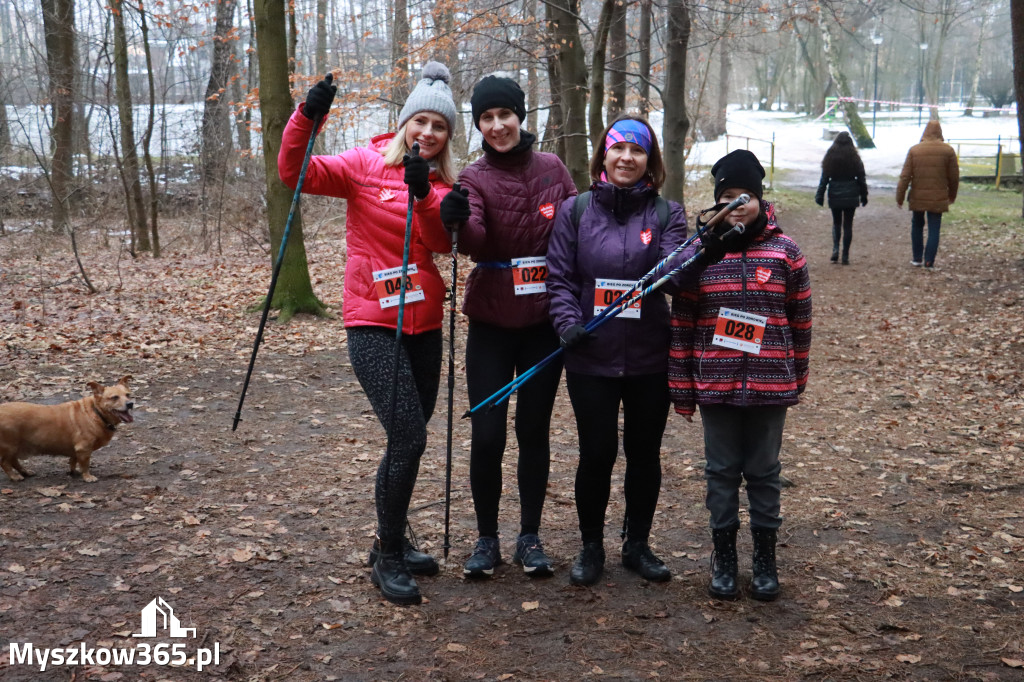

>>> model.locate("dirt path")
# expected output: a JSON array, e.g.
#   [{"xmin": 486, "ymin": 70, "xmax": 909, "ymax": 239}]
[{"xmin": 1, "ymin": 190, "xmax": 1022, "ymax": 681}]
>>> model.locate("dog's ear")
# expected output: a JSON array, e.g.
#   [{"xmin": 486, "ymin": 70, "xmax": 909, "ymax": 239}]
[
  {"xmin": 86, "ymin": 381, "xmax": 104, "ymax": 397},
  {"xmin": 118, "ymin": 375, "xmax": 132, "ymax": 388}
]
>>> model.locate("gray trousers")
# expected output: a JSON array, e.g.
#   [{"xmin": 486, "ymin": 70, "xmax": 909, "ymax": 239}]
[{"xmin": 699, "ymin": 404, "xmax": 787, "ymax": 530}]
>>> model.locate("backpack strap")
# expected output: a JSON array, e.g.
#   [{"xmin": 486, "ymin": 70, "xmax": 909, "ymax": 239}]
[{"xmin": 573, "ymin": 191, "xmax": 670, "ymax": 230}]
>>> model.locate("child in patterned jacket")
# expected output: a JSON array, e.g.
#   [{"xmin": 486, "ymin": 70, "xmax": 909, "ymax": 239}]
[{"xmin": 668, "ymin": 150, "xmax": 812, "ymax": 602}]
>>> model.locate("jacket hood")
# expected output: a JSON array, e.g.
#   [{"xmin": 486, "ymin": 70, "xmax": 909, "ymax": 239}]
[{"xmin": 921, "ymin": 120, "xmax": 944, "ymax": 142}]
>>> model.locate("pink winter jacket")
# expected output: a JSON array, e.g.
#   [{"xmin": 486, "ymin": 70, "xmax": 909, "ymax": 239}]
[{"xmin": 279, "ymin": 108, "xmax": 452, "ymax": 332}]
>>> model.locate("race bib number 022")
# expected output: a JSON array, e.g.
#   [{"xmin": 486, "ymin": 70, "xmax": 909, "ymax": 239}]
[
  {"xmin": 373, "ymin": 264, "xmax": 425, "ymax": 309},
  {"xmin": 712, "ymin": 307, "xmax": 767, "ymax": 354},
  {"xmin": 511, "ymin": 257, "xmax": 547, "ymax": 295}
]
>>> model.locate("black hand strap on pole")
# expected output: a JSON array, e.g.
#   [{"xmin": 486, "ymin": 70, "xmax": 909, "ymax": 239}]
[{"xmin": 232, "ymin": 113, "xmax": 324, "ymax": 431}]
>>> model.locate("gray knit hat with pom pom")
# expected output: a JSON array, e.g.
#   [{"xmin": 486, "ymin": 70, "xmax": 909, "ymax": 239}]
[{"xmin": 397, "ymin": 62, "xmax": 457, "ymax": 132}]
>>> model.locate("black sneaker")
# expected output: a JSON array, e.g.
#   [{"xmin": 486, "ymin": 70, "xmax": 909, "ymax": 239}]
[
  {"xmin": 512, "ymin": 533, "xmax": 554, "ymax": 577},
  {"xmin": 368, "ymin": 537, "xmax": 439, "ymax": 577},
  {"xmin": 463, "ymin": 537, "xmax": 502, "ymax": 579},
  {"xmin": 569, "ymin": 541, "xmax": 605, "ymax": 586},
  {"xmin": 621, "ymin": 539, "xmax": 671, "ymax": 582}
]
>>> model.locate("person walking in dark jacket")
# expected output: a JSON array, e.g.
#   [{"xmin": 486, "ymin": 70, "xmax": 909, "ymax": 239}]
[
  {"xmin": 439, "ymin": 76, "xmax": 577, "ymax": 579},
  {"xmin": 547, "ymin": 116, "xmax": 715, "ymax": 587},
  {"xmin": 815, "ymin": 132, "xmax": 868, "ymax": 265},
  {"xmin": 669, "ymin": 150, "xmax": 812, "ymax": 602}
]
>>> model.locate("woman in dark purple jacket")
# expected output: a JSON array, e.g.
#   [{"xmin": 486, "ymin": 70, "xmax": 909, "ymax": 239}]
[
  {"xmin": 546, "ymin": 116, "xmax": 700, "ymax": 587},
  {"xmin": 439, "ymin": 76, "xmax": 577, "ymax": 579}
]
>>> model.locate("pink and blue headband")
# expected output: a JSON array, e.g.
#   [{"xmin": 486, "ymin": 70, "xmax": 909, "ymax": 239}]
[{"xmin": 604, "ymin": 120, "xmax": 652, "ymax": 154}]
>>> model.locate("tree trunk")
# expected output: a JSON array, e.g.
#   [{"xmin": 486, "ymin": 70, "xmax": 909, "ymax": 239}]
[
  {"xmin": 40, "ymin": 0, "xmax": 76, "ymax": 231},
  {"xmin": 704, "ymin": 41, "xmax": 730, "ymax": 140},
  {"xmin": 111, "ymin": 0, "xmax": 150, "ymax": 250},
  {"xmin": 253, "ymin": 0, "xmax": 327, "ymax": 320},
  {"xmin": 542, "ymin": 48, "xmax": 564, "ymax": 158},
  {"xmin": 137, "ymin": 0, "xmax": 160, "ymax": 258},
  {"xmin": 526, "ymin": 0, "xmax": 539, "ymax": 135},
  {"xmin": 316, "ymin": 0, "xmax": 327, "ymax": 75},
  {"xmin": 201, "ymin": 0, "xmax": 238, "ymax": 193},
  {"xmin": 637, "ymin": 0, "xmax": 651, "ymax": 117},
  {"xmin": 588, "ymin": 0, "xmax": 615, "ymax": 152},
  {"xmin": 391, "ymin": 0, "xmax": 409, "ymax": 120},
  {"xmin": 546, "ymin": 0, "xmax": 589, "ymax": 191},
  {"xmin": 819, "ymin": 16, "xmax": 874, "ymax": 149},
  {"xmin": 963, "ymin": 11, "xmax": 986, "ymax": 117},
  {"xmin": 433, "ymin": 0, "xmax": 466, "ymax": 159},
  {"xmin": 0, "ymin": 78, "xmax": 9, "ymax": 162},
  {"xmin": 607, "ymin": 0, "xmax": 626, "ymax": 120},
  {"xmin": 1011, "ymin": 0, "xmax": 1024, "ymax": 217},
  {"xmin": 662, "ymin": 1, "xmax": 689, "ymax": 204}
]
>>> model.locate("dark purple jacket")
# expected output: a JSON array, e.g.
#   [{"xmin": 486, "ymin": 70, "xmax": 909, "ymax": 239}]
[
  {"xmin": 457, "ymin": 135, "xmax": 577, "ymax": 328},
  {"xmin": 547, "ymin": 181, "xmax": 698, "ymax": 377}
]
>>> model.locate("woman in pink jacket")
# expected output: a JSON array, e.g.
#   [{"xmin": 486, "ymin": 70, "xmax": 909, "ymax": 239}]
[{"xmin": 279, "ymin": 63, "xmax": 455, "ymax": 606}]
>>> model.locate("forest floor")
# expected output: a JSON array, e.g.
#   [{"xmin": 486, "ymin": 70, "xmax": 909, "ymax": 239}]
[{"xmin": 0, "ymin": 185, "xmax": 1022, "ymax": 682}]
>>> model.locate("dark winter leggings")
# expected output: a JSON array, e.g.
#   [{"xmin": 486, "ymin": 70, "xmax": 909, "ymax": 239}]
[
  {"xmin": 830, "ymin": 207, "xmax": 855, "ymax": 256},
  {"xmin": 566, "ymin": 371, "xmax": 670, "ymax": 544},
  {"xmin": 466, "ymin": 320, "xmax": 563, "ymax": 539},
  {"xmin": 347, "ymin": 326, "xmax": 441, "ymax": 546}
]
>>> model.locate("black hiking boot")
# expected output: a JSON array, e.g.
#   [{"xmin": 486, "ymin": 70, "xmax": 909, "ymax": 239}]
[
  {"xmin": 709, "ymin": 523, "xmax": 739, "ymax": 600},
  {"xmin": 569, "ymin": 541, "xmax": 605, "ymax": 586},
  {"xmin": 370, "ymin": 541, "xmax": 422, "ymax": 606},
  {"xmin": 622, "ymin": 539, "xmax": 671, "ymax": 582},
  {"xmin": 750, "ymin": 526, "xmax": 780, "ymax": 601},
  {"xmin": 368, "ymin": 536, "xmax": 439, "ymax": 577}
]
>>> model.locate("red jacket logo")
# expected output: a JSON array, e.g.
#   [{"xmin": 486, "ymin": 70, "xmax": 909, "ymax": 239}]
[
  {"xmin": 640, "ymin": 229, "xmax": 652, "ymax": 245},
  {"xmin": 539, "ymin": 203, "xmax": 555, "ymax": 219},
  {"xmin": 755, "ymin": 266, "xmax": 771, "ymax": 284},
  {"xmin": 379, "ymin": 188, "xmax": 396, "ymax": 202}
]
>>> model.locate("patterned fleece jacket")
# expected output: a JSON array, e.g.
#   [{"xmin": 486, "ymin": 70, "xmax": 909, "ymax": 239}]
[{"xmin": 668, "ymin": 201, "xmax": 812, "ymax": 416}]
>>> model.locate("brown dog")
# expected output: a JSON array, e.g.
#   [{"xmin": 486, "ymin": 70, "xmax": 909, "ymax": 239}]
[{"xmin": 0, "ymin": 376, "xmax": 134, "ymax": 483}]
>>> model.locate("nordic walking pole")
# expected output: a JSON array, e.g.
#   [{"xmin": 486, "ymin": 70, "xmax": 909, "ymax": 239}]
[
  {"xmin": 232, "ymin": 112, "xmax": 325, "ymax": 431},
  {"xmin": 379, "ymin": 142, "xmax": 420, "ymax": 547},
  {"xmin": 443, "ymin": 183, "xmax": 465, "ymax": 560},
  {"xmin": 463, "ymin": 194, "xmax": 751, "ymax": 417}
]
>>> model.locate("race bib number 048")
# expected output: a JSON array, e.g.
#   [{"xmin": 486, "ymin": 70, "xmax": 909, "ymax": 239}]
[
  {"xmin": 594, "ymin": 278, "xmax": 641, "ymax": 320},
  {"xmin": 712, "ymin": 307, "xmax": 767, "ymax": 354},
  {"xmin": 373, "ymin": 264, "xmax": 425, "ymax": 309},
  {"xmin": 512, "ymin": 256, "xmax": 547, "ymax": 295}
]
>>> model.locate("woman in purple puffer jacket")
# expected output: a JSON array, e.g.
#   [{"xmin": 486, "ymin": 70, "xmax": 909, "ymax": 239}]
[
  {"xmin": 546, "ymin": 115, "xmax": 710, "ymax": 587},
  {"xmin": 439, "ymin": 76, "xmax": 577, "ymax": 580}
]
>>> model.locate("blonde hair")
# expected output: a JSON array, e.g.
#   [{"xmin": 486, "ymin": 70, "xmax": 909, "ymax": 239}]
[{"xmin": 383, "ymin": 122, "xmax": 457, "ymax": 186}]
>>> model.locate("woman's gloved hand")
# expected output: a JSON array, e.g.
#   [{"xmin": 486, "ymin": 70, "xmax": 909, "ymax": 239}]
[{"xmin": 303, "ymin": 73, "xmax": 336, "ymax": 120}]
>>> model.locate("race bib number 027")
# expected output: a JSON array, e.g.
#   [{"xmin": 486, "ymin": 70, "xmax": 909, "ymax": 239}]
[
  {"xmin": 511, "ymin": 257, "xmax": 547, "ymax": 295},
  {"xmin": 593, "ymin": 278, "xmax": 641, "ymax": 320},
  {"xmin": 712, "ymin": 307, "xmax": 767, "ymax": 354},
  {"xmin": 373, "ymin": 264, "xmax": 425, "ymax": 309}
]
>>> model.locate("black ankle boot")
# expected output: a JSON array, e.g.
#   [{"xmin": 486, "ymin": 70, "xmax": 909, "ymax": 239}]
[
  {"xmin": 569, "ymin": 541, "xmax": 605, "ymax": 586},
  {"xmin": 709, "ymin": 524, "xmax": 739, "ymax": 600},
  {"xmin": 750, "ymin": 526, "xmax": 780, "ymax": 601},
  {"xmin": 830, "ymin": 227, "xmax": 840, "ymax": 263},
  {"xmin": 368, "ymin": 537, "xmax": 439, "ymax": 576},
  {"xmin": 371, "ymin": 541, "xmax": 422, "ymax": 606},
  {"xmin": 621, "ymin": 538, "xmax": 671, "ymax": 582}
]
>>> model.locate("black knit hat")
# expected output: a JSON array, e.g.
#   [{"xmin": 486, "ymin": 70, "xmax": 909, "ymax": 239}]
[
  {"xmin": 471, "ymin": 76, "xmax": 527, "ymax": 129},
  {"xmin": 711, "ymin": 149, "xmax": 765, "ymax": 201}
]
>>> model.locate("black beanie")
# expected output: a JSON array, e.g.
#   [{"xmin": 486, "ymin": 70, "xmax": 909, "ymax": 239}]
[
  {"xmin": 711, "ymin": 149, "xmax": 765, "ymax": 201},
  {"xmin": 471, "ymin": 76, "xmax": 527, "ymax": 130}
]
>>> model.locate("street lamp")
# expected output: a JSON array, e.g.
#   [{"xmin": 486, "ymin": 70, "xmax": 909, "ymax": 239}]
[
  {"xmin": 871, "ymin": 33, "xmax": 883, "ymax": 138},
  {"xmin": 918, "ymin": 42, "xmax": 928, "ymax": 126}
]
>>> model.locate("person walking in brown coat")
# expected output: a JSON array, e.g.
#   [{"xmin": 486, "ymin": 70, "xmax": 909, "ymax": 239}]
[{"xmin": 895, "ymin": 120, "xmax": 959, "ymax": 268}]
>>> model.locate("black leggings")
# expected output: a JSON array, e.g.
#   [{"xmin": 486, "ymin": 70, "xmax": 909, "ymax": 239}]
[
  {"xmin": 466, "ymin": 320, "xmax": 563, "ymax": 538},
  {"xmin": 566, "ymin": 371, "xmax": 669, "ymax": 544},
  {"xmin": 831, "ymin": 206, "xmax": 855, "ymax": 255},
  {"xmin": 347, "ymin": 326, "xmax": 441, "ymax": 544}
]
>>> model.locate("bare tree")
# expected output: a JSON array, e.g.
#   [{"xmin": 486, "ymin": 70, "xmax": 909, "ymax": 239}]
[
  {"xmin": 545, "ymin": 0, "xmax": 589, "ymax": 189},
  {"xmin": 588, "ymin": 0, "xmax": 615, "ymax": 152},
  {"xmin": 40, "ymin": 0, "xmax": 77, "ymax": 230},
  {"xmin": 201, "ymin": 0, "xmax": 239, "ymax": 250},
  {"xmin": 253, "ymin": 0, "xmax": 327, "ymax": 320},
  {"xmin": 662, "ymin": 0, "xmax": 690, "ymax": 203},
  {"xmin": 818, "ymin": 8, "xmax": 874, "ymax": 148},
  {"xmin": 1011, "ymin": 0, "xmax": 1024, "ymax": 216},
  {"xmin": 606, "ymin": 0, "xmax": 626, "ymax": 120},
  {"xmin": 637, "ymin": 0, "xmax": 652, "ymax": 116}
]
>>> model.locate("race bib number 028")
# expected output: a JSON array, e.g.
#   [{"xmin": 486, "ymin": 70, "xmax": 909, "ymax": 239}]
[
  {"xmin": 511, "ymin": 256, "xmax": 547, "ymax": 295},
  {"xmin": 373, "ymin": 264, "xmax": 425, "ymax": 309},
  {"xmin": 593, "ymin": 278, "xmax": 641, "ymax": 320},
  {"xmin": 712, "ymin": 307, "xmax": 767, "ymax": 354}
]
